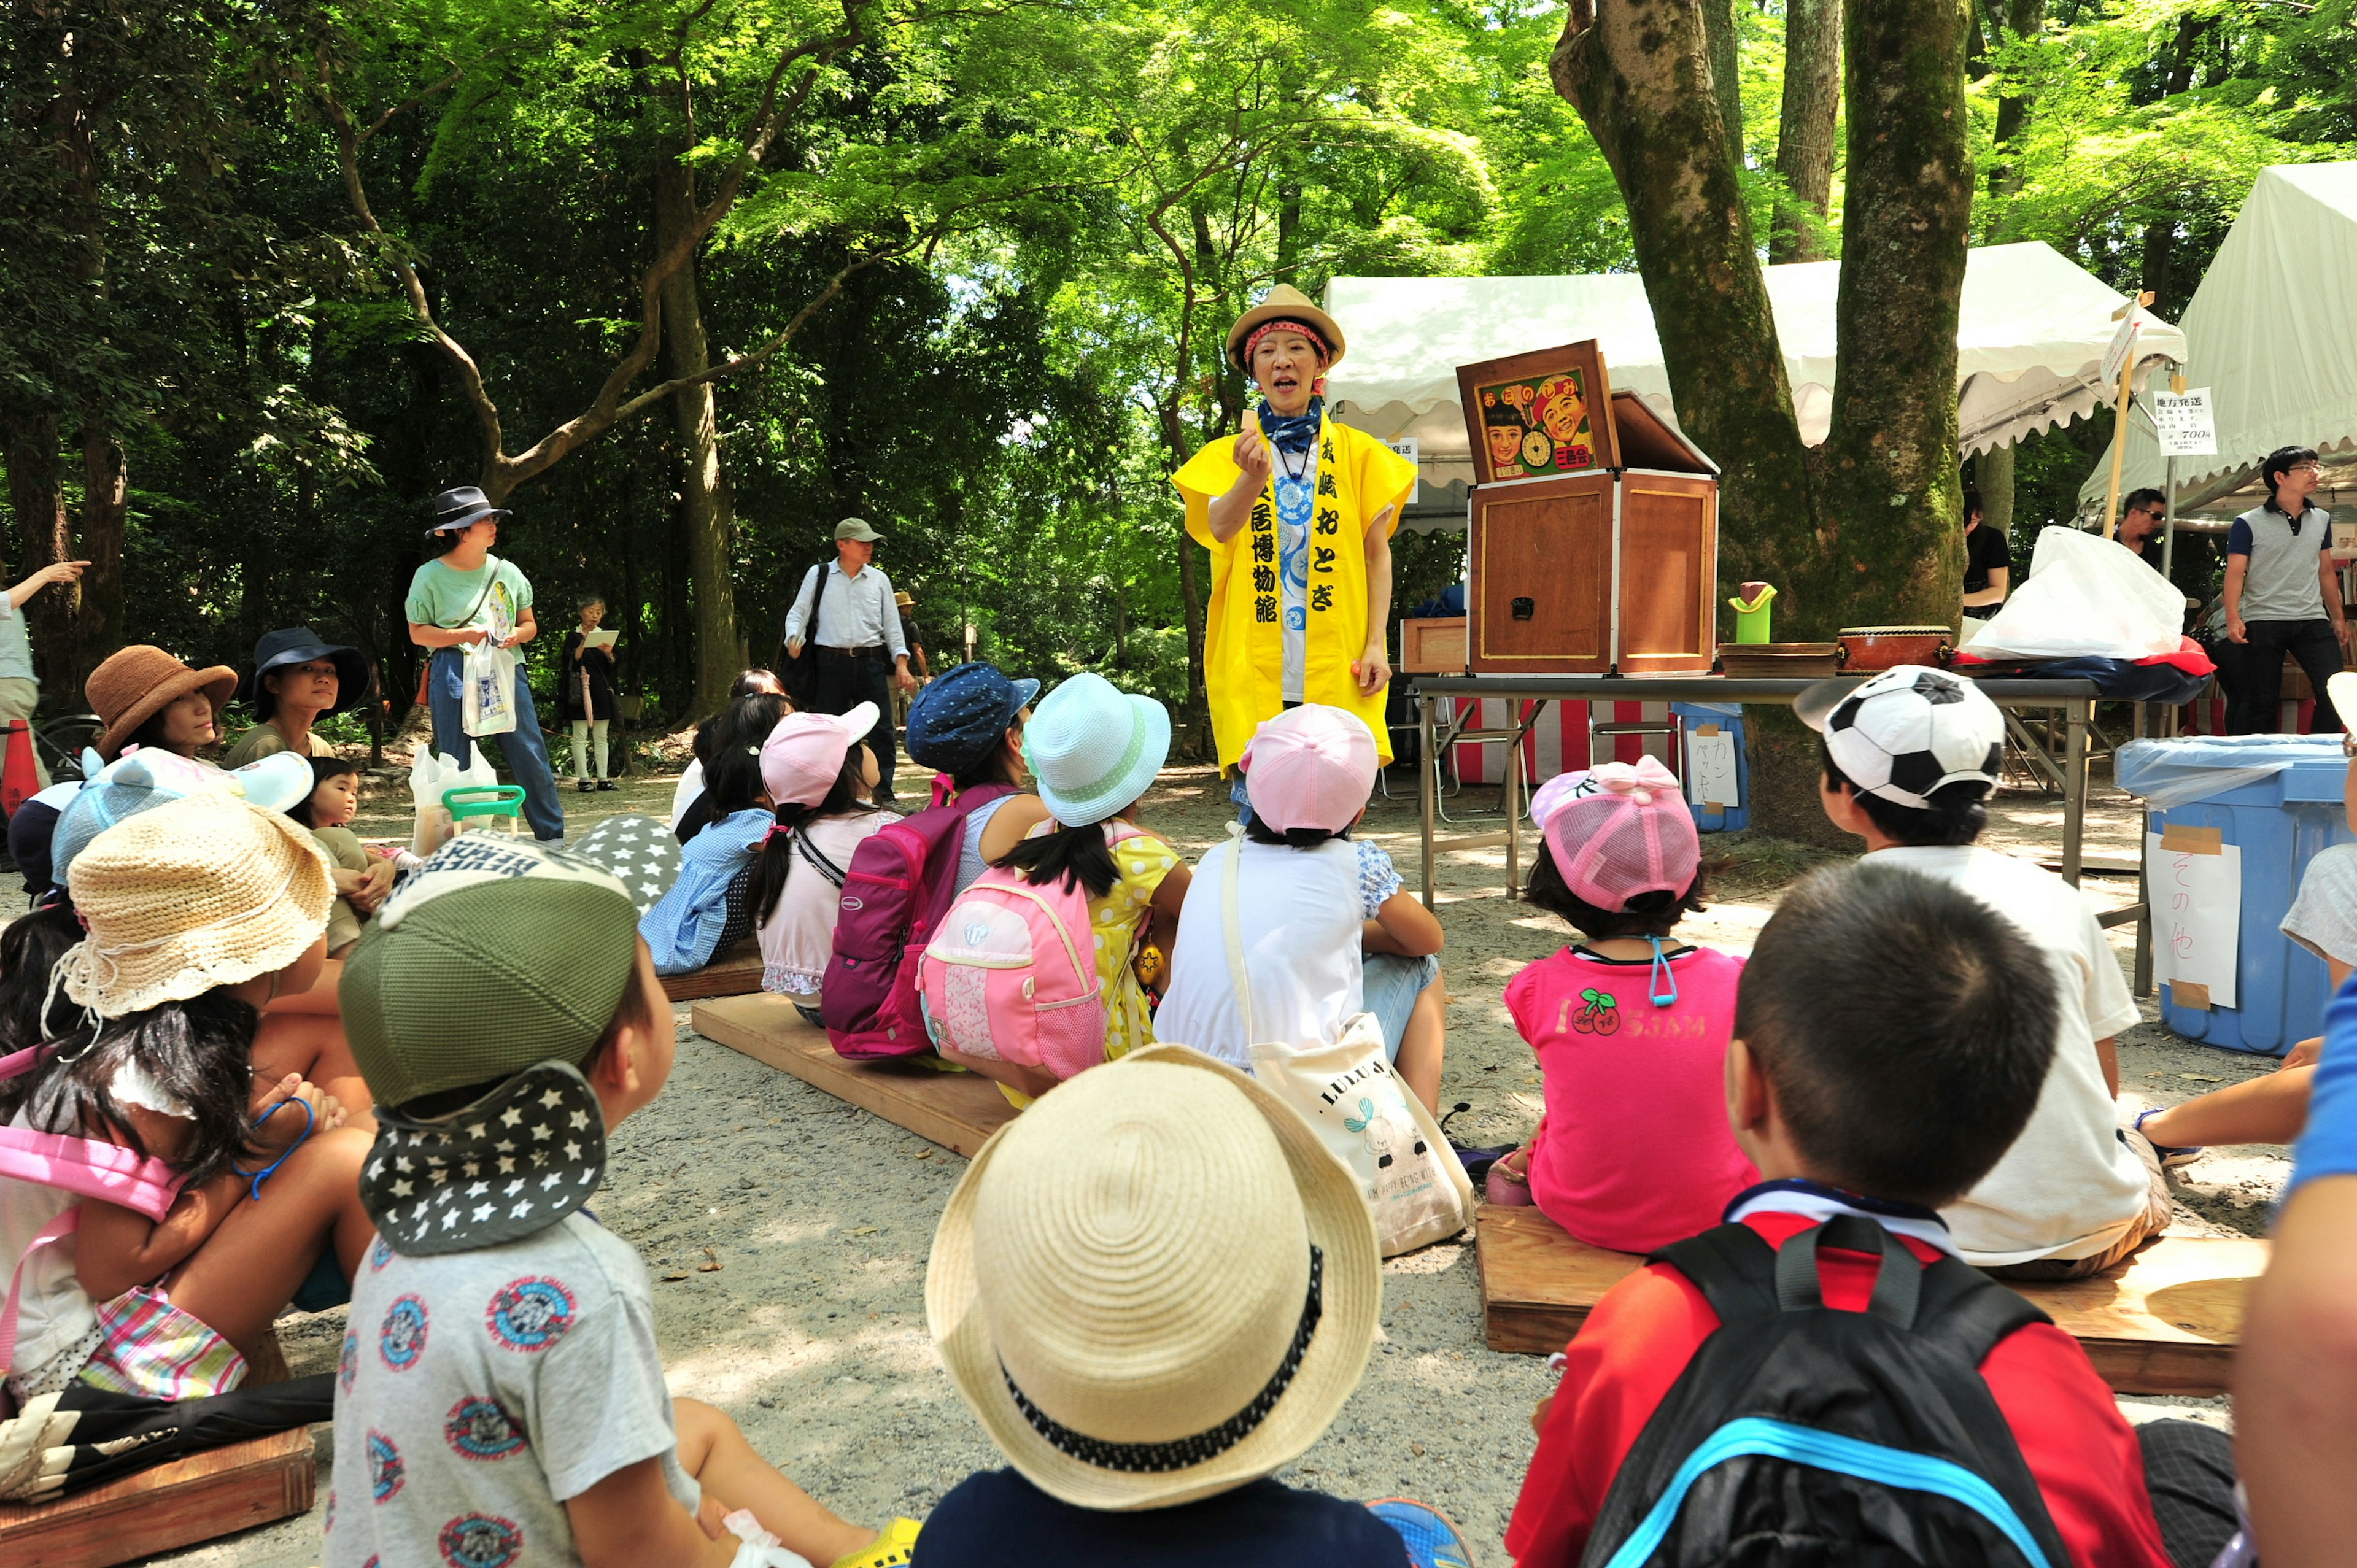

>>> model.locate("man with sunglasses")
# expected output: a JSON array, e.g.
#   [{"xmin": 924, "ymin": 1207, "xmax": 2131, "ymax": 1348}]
[
  {"xmin": 2220, "ymin": 446, "xmax": 2346, "ymax": 734},
  {"xmin": 2118, "ymin": 487, "xmax": 2169, "ymax": 569}
]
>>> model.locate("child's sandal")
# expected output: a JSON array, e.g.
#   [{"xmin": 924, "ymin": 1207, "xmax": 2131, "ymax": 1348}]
[
  {"xmin": 1485, "ymin": 1146, "xmax": 1534, "ymax": 1207},
  {"xmin": 830, "ymin": 1517, "xmax": 921, "ymax": 1568}
]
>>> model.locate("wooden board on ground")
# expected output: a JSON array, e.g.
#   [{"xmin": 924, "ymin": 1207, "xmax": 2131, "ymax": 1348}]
[
  {"xmin": 1475, "ymin": 1205, "xmax": 2267, "ymax": 1396},
  {"xmin": 693, "ymin": 992, "xmax": 1018, "ymax": 1157},
  {"xmin": 0, "ymin": 1424, "xmax": 315, "ymax": 1568},
  {"xmin": 662, "ymin": 940, "xmax": 764, "ymax": 1002}
]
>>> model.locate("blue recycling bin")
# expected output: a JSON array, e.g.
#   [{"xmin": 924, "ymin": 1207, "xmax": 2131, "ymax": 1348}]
[
  {"xmin": 1673, "ymin": 702, "xmax": 1749, "ymax": 834},
  {"xmin": 2117, "ymin": 735, "xmax": 2353, "ymax": 1054}
]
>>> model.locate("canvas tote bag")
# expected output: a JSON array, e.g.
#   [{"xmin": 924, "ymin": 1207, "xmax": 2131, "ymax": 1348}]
[{"xmin": 1216, "ymin": 833, "xmax": 1473, "ymax": 1255}]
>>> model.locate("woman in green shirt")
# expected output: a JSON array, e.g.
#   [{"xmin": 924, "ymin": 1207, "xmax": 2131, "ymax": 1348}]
[
  {"xmin": 404, "ymin": 486, "xmax": 565, "ymax": 840},
  {"xmin": 224, "ymin": 627, "xmax": 371, "ymax": 767}
]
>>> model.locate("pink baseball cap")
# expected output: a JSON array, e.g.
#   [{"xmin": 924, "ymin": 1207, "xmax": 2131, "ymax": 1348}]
[
  {"xmin": 1540, "ymin": 757, "xmax": 1700, "ymax": 911},
  {"xmin": 760, "ymin": 703, "xmax": 878, "ymax": 808},
  {"xmin": 1237, "ymin": 704, "xmax": 1378, "ymax": 833}
]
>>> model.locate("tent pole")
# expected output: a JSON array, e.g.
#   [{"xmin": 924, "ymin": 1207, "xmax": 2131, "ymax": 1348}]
[
  {"xmin": 2162, "ymin": 455, "xmax": 2178, "ymax": 578},
  {"xmin": 2101, "ymin": 355, "xmax": 2135, "ymax": 540}
]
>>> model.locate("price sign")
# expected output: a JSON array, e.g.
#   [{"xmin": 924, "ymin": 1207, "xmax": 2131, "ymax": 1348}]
[
  {"xmin": 1384, "ymin": 436, "xmax": 1420, "ymax": 505},
  {"xmin": 2151, "ymin": 388, "xmax": 2218, "ymax": 457}
]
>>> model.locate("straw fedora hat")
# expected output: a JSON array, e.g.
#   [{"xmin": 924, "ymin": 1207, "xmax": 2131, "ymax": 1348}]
[
  {"xmin": 927, "ymin": 1045, "xmax": 1380, "ymax": 1512},
  {"xmin": 1225, "ymin": 284, "xmax": 1347, "ymax": 374},
  {"xmin": 58, "ymin": 791, "xmax": 333, "ymax": 1018},
  {"xmin": 86, "ymin": 645, "xmax": 237, "ymax": 761}
]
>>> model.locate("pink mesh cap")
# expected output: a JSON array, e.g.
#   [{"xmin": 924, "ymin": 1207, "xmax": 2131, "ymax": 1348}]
[
  {"xmin": 1541, "ymin": 758, "xmax": 1700, "ymax": 911},
  {"xmin": 1237, "ymin": 704, "xmax": 1378, "ymax": 833}
]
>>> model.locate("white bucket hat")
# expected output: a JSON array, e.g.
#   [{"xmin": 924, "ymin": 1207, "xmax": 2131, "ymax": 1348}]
[
  {"xmin": 927, "ymin": 1045, "xmax": 1380, "ymax": 1511},
  {"xmin": 1023, "ymin": 673, "xmax": 1171, "ymax": 827}
]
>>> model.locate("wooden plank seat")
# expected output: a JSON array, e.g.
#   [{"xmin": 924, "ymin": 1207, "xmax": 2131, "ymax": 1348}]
[
  {"xmin": 0, "ymin": 1419, "xmax": 315, "ymax": 1568},
  {"xmin": 692, "ymin": 992, "xmax": 1017, "ymax": 1157},
  {"xmin": 1476, "ymin": 1204, "xmax": 2267, "ymax": 1397},
  {"xmin": 661, "ymin": 939, "xmax": 765, "ymax": 1003}
]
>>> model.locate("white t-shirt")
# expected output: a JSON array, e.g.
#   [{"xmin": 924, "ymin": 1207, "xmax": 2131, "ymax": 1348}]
[
  {"xmin": 1867, "ymin": 845, "xmax": 2148, "ymax": 1266},
  {"xmin": 327, "ymin": 1213, "xmax": 695, "ymax": 1567},
  {"xmin": 667, "ymin": 759, "xmax": 705, "ymax": 832},
  {"xmin": 1154, "ymin": 836, "xmax": 1401, "ymax": 1070}
]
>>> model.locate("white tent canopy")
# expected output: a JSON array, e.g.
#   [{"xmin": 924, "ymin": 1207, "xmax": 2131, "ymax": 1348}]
[
  {"xmin": 2077, "ymin": 163, "xmax": 2357, "ymax": 518},
  {"xmin": 1324, "ymin": 242, "xmax": 2185, "ymax": 525}
]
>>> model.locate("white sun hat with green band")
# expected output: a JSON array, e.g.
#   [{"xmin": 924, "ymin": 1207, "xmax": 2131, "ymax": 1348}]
[{"xmin": 1023, "ymin": 672, "xmax": 1171, "ymax": 827}]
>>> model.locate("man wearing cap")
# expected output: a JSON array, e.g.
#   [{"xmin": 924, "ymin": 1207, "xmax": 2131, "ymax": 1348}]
[
  {"xmin": 783, "ymin": 517, "xmax": 918, "ymax": 803},
  {"xmin": 1172, "ymin": 287, "xmax": 1418, "ymax": 813},
  {"xmin": 1800, "ymin": 665, "xmax": 2170, "ymax": 1281},
  {"xmin": 405, "ymin": 485, "xmax": 565, "ymax": 841}
]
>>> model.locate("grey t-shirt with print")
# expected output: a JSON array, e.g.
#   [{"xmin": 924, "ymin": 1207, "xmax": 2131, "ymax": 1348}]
[
  {"xmin": 2228, "ymin": 502, "xmax": 2331, "ymax": 622},
  {"xmin": 326, "ymin": 1213, "xmax": 696, "ymax": 1568}
]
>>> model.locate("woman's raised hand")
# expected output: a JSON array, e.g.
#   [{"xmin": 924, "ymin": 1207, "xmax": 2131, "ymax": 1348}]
[{"xmin": 1235, "ymin": 408, "xmax": 1273, "ymax": 487}]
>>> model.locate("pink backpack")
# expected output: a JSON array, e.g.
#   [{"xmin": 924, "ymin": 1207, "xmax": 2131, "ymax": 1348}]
[
  {"xmin": 0, "ymin": 1043, "xmax": 184, "ymax": 1386},
  {"xmin": 916, "ymin": 823, "xmax": 1142, "ymax": 1081},
  {"xmin": 822, "ymin": 780, "xmax": 1016, "ymax": 1060}
]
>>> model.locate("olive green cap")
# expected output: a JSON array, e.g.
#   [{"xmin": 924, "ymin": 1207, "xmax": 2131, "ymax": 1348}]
[{"xmin": 340, "ymin": 836, "xmax": 641, "ymax": 1110}]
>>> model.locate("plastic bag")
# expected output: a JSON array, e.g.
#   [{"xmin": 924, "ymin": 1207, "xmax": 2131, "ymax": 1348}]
[
  {"xmin": 461, "ymin": 643, "xmax": 518, "ymax": 738},
  {"xmin": 2116, "ymin": 734, "xmax": 2339, "ymax": 808},
  {"xmin": 408, "ymin": 749, "xmax": 500, "ymax": 856},
  {"xmin": 721, "ymin": 1508, "xmax": 814, "ymax": 1568},
  {"xmin": 1959, "ymin": 525, "xmax": 2185, "ymax": 662}
]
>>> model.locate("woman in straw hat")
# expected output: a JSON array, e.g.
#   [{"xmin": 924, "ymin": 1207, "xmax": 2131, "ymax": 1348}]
[
  {"xmin": 920, "ymin": 1044, "xmax": 1471, "ymax": 1565},
  {"xmin": 84, "ymin": 644, "xmax": 238, "ymax": 763},
  {"xmin": 0, "ymin": 793, "xmax": 377, "ymax": 1408},
  {"xmin": 1171, "ymin": 286, "xmax": 1418, "ymax": 815}
]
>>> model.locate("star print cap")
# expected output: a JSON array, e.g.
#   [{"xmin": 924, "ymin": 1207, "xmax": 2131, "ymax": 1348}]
[{"xmin": 339, "ymin": 834, "xmax": 645, "ymax": 1110}]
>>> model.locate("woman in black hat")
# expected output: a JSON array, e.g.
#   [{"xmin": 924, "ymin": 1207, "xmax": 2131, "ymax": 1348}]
[{"xmin": 223, "ymin": 628, "xmax": 372, "ymax": 767}]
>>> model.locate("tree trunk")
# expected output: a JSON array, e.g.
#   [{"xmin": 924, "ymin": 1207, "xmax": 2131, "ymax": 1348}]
[
  {"xmin": 653, "ymin": 161, "xmax": 741, "ymax": 720},
  {"xmin": 1699, "ymin": 0, "xmax": 1746, "ymax": 164},
  {"xmin": 1552, "ymin": 0, "xmax": 1817, "ymax": 606},
  {"xmin": 1771, "ymin": 0, "xmax": 1843, "ymax": 262},
  {"xmin": 1977, "ymin": 440, "xmax": 2016, "ymax": 539},
  {"xmin": 1986, "ymin": 0, "xmax": 2043, "ymax": 212},
  {"xmin": 79, "ymin": 428, "xmax": 126, "ymax": 673},
  {"xmin": 1811, "ymin": 0, "xmax": 1974, "ymax": 635}
]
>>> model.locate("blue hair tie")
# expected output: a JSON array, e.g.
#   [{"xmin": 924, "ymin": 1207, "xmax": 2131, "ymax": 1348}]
[
  {"xmin": 236, "ymin": 1092, "xmax": 317, "ymax": 1201},
  {"xmin": 1646, "ymin": 935, "xmax": 1679, "ymax": 1008}
]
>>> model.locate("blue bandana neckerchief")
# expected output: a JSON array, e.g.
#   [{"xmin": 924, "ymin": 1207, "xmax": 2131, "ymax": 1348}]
[{"xmin": 1256, "ymin": 395, "xmax": 1325, "ymax": 459}]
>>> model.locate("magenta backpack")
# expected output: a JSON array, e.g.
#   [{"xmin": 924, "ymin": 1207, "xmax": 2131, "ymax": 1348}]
[
  {"xmin": 915, "ymin": 823, "xmax": 1142, "ymax": 1081},
  {"xmin": 822, "ymin": 780, "xmax": 1018, "ymax": 1060}
]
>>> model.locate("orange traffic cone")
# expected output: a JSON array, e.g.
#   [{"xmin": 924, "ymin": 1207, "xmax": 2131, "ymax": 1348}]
[{"xmin": 1, "ymin": 720, "xmax": 35, "ymax": 818}]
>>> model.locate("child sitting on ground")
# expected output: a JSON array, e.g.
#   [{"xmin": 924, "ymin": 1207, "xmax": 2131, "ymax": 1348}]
[
  {"xmin": 1800, "ymin": 666, "xmax": 2167, "ymax": 1279},
  {"xmin": 0, "ymin": 794, "xmax": 376, "ymax": 1411},
  {"xmin": 1507, "ymin": 862, "xmax": 2212, "ymax": 1568},
  {"xmin": 756, "ymin": 711, "xmax": 899, "ymax": 1025},
  {"xmin": 1484, "ymin": 757, "xmax": 1754, "ymax": 1250},
  {"xmin": 288, "ymin": 756, "xmax": 397, "ymax": 957},
  {"xmin": 941, "ymin": 673, "xmax": 1187, "ymax": 1103},
  {"xmin": 1155, "ymin": 704, "xmax": 1448, "ymax": 1111},
  {"xmin": 644, "ymin": 700, "xmax": 818, "ymax": 976},
  {"xmin": 918, "ymin": 1044, "xmax": 1471, "ymax": 1567},
  {"xmin": 328, "ymin": 835, "xmax": 914, "ymax": 1568}
]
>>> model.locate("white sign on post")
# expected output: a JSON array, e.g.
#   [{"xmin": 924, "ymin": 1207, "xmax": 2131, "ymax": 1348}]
[
  {"xmin": 1684, "ymin": 728, "xmax": 1741, "ymax": 811},
  {"xmin": 2100, "ymin": 309, "xmax": 2146, "ymax": 388},
  {"xmin": 2146, "ymin": 828, "xmax": 2240, "ymax": 1011},
  {"xmin": 2151, "ymin": 388, "xmax": 2218, "ymax": 457},
  {"xmin": 1384, "ymin": 437, "xmax": 1420, "ymax": 505}
]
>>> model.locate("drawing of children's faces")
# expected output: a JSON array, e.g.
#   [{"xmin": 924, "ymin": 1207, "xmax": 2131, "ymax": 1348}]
[{"xmin": 1487, "ymin": 422, "xmax": 1527, "ymax": 468}]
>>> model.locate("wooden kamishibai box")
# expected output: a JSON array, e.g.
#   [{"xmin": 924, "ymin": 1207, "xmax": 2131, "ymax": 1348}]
[{"xmin": 1457, "ymin": 341, "xmax": 1720, "ymax": 676}]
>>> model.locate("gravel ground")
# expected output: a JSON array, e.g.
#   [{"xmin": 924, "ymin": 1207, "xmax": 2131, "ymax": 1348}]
[{"xmin": 58, "ymin": 752, "xmax": 2278, "ymax": 1566}]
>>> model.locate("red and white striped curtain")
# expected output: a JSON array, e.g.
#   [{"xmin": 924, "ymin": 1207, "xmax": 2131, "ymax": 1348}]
[{"xmin": 1447, "ymin": 698, "xmax": 1674, "ymax": 786}]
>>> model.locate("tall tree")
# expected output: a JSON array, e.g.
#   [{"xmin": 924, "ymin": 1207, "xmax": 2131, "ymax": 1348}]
[
  {"xmin": 1771, "ymin": 0, "xmax": 1843, "ymax": 263},
  {"xmin": 1550, "ymin": 0, "xmax": 1819, "ymax": 586}
]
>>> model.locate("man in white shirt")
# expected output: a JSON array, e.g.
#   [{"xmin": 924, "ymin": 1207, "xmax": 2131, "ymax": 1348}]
[
  {"xmin": 783, "ymin": 518, "xmax": 919, "ymax": 802},
  {"xmin": 1799, "ymin": 665, "xmax": 2173, "ymax": 1278}
]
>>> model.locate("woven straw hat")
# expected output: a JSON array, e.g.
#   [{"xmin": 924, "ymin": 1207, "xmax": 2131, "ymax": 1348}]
[
  {"xmin": 59, "ymin": 792, "xmax": 333, "ymax": 1018},
  {"xmin": 86, "ymin": 645, "xmax": 237, "ymax": 761},
  {"xmin": 927, "ymin": 1045, "xmax": 1380, "ymax": 1511},
  {"xmin": 1225, "ymin": 284, "xmax": 1346, "ymax": 374}
]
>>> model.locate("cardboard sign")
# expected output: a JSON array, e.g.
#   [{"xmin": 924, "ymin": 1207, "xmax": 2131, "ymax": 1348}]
[
  {"xmin": 2151, "ymin": 388, "xmax": 2218, "ymax": 457},
  {"xmin": 1684, "ymin": 729, "xmax": 1740, "ymax": 812},
  {"xmin": 2147, "ymin": 830, "xmax": 2240, "ymax": 1011},
  {"xmin": 2101, "ymin": 309, "xmax": 2145, "ymax": 388}
]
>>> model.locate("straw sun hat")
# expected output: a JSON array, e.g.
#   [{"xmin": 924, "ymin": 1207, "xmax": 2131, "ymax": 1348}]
[
  {"xmin": 59, "ymin": 791, "xmax": 333, "ymax": 1018},
  {"xmin": 927, "ymin": 1045, "xmax": 1380, "ymax": 1512}
]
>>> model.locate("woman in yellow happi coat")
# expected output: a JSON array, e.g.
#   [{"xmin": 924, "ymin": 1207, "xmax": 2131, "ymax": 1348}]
[{"xmin": 1172, "ymin": 286, "xmax": 1419, "ymax": 793}]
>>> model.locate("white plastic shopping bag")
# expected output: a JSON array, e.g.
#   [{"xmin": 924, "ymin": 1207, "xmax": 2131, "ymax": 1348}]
[
  {"xmin": 1201, "ymin": 832, "xmax": 1473, "ymax": 1255},
  {"xmin": 408, "ymin": 747, "xmax": 501, "ymax": 856},
  {"xmin": 461, "ymin": 643, "xmax": 519, "ymax": 738},
  {"xmin": 1960, "ymin": 525, "xmax": 2185, "ymax": 662}
]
